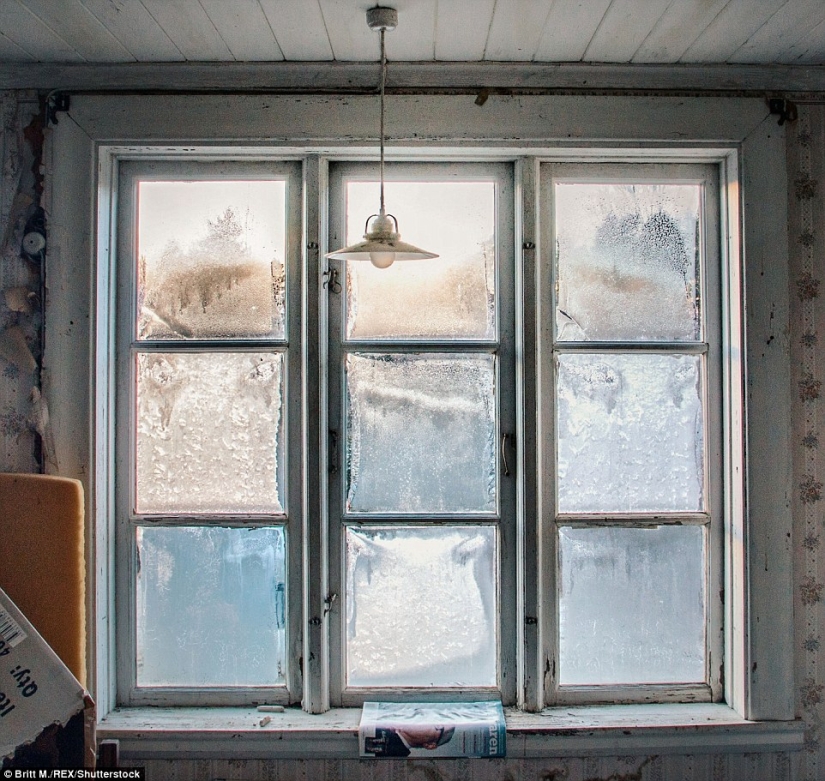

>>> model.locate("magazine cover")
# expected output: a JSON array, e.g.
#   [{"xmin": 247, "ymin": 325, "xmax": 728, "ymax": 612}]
[{"xmin": 359, "ymin": 701, "xmax": 506, "ymax": 758}]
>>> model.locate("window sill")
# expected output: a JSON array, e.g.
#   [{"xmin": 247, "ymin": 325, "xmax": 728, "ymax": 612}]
[{"xmin": 97, "ymin": 703, "xmax": 804, "ymax": 760}]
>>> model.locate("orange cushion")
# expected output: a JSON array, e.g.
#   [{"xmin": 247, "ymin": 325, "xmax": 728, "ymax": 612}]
[{"xmin": 0, "ymin": 473, "xmax": 85, "ymax": 685}]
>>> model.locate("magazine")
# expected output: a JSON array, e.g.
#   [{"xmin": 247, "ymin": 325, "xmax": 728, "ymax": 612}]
[{"xmin": 359, "ymin": 701, "xmax": 506, "ymax": 758}]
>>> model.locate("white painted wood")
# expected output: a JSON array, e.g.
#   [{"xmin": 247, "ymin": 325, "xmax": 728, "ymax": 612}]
[
  {"xmin": 632, "ymin": 0, "xmax": 730, "ymax": 64},
  {"xmin": 258, "ymin": 0, "xmax": 333, "ymax": 61},
  {"xmin": 139, "ymin": 0, "xmax": 232, "ymax": 61},
  {"xmin": 1, "ymin": 61, "xmax": 825, "ymax": 92},
  {"xmin": 0, "ymin": 31, "xmax": 33, "ymax": 61},
  {"xmin": 584, "ymin": 0, "xmax": 673, "ymax": 62},
  {"xmin": 199, "ymin": 0, "xmax": 283, "ymax": 62},
  {"xmin": 382, "ymin": 0, "xmax": 437, "ymax": 62},
  {"xmin": 18, "ymin": 0, "xmax": 133, "ymax": 62},
  {"xmin": 681, "ymin": 0, "xmax": 785, "ymax": 63},
  {"xmin": 77, "ymin": 0, "xmax": 183, "ymax": 62},
  {"xmin": 484, "ymin": 0, "xmax": 553, "ymax": 61},
  {"xmin": 777, "ymin": 16, "xmax": 825, "ymax": 64},
  {"xmin": 533, "ymin": 0, "xmax": 612, "ymax": 62},
  {"xmin": 0, "ymin": 0, "xmax": 83, "ymax": 62},
  {"xmin": 94, "ymin": 703, "xmax": 803, "ymax": 759},
  {"xmin": 435, "ymin": 0, "xmax": 494, "ymax": 61},
  {"xmin": 316, "ymin": 0, "xmax": 376, "ymax": 63},
  {"xmin": 729, "ymin": 0, "xmax": 825, "ymax": 64},
  {"xmin": 740, "ymin": 116, "xmax": 795, "ymax": 721}
]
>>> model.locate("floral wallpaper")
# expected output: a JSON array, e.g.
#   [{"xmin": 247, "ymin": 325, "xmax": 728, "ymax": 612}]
[{"xmin": 791, "ymin": 104, "xmax": 825, "ymax": 781}]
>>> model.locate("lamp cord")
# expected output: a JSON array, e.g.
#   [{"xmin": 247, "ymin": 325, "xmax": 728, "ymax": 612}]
[{"xmin": 379, "ymin": 26, "xmax": 386, "ymax": 215}]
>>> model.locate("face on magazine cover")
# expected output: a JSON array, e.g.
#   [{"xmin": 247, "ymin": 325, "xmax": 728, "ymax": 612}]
[{"xmin": 395, "ymin": 723, "xmax": 456, "ymax": 750}]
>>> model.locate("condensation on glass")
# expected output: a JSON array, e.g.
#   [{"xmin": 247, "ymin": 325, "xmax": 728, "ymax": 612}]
[
  {"xmin": 136, "ymin": 180, "xmax": 287, "ymax": 340},
  {"xmin": 345, "ymin": 525, "xmax": 497, "ymax": 687},
  {"xmin": 554, "ymin": 182, "xmax": 702, "ymax": 342},
  {"xmin": 556, "ymin": 353, "xmax": 704, "ymax": 513},
  {"xmin": 136, "ymin": 525, "xmax": 287, "ymax": 687},
  {"xmin": 135, "ymin": 351, "xmax": 284, "ymax": 514},
  {"xmin": 558, "ymin": 525, "xmax": 706, "ymax": 685},
  {"xmin": 345, "ymin": 353, "xmax": 497, "ymax": 514},
  {"xmin": 345, "ymin": 181, "xmax": 496, "ymax": 340}
]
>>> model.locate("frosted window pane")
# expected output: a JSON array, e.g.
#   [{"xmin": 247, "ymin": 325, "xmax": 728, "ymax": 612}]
[
  {"xmin": 557, "ymin": 353, "xmax": 704, "ymax": 513},
  {"xmin": 346, "ymin": 354, "xmax": 496, "ymax": 513},
  {"xmin": 559, "ymin": 525, "xmax": 705, "ymax": 685},
  {"xmin": 136, "ymin": 352, "xmax": 283, "ymax": 514},
  {"xmin": 555, "ymin": 182, "xmax": 701, "ymax": 341},
  {"xmin": 137, "ymin": 180, "xmax": 286, "ymax": 340},
  {"xmin": 136, "ymin": 526, "xmax": 286, "ymax": 687},
  {"xmin": 346, "ymin": 526, "xmax": 497, "ymax": 687},
  {"xmin": 345, "ymin": 181, "xmax": 496, "ymax": 340}
]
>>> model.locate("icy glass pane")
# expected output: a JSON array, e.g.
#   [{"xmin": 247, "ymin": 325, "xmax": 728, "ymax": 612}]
[
  {"xmin": 346, "ymin": 526, "xmax": 497, "ymax": 687},
  {"xmin": 136, "ymin": 526, "xmax": 286, "ymax": 687},
  {"xmin": 346, "ymin": 353, "xmax": 496, "ymax": 513},
  {"xmin": 559, "ymin": 525, "xmax": 705, "ymax": 685},
  {"xmin": 557, "ymin": 353, "xmax": 704, "ymax": 513},
  {"xmin": 345, "ymin": 181, "xmax": 496, "ymax": 340},
  {"xmin": 137, "ymin": 180, "xmax": 286, "ymax": 340},
  {"xmin": 555, "ymin": 182, "xmax": 701, "ymax": 341},
  {"xmin": 136, "ymin": 352, "xmax": 284, "ymax": 514}
]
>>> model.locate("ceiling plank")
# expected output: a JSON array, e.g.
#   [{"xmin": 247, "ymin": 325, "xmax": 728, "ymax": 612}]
[
  {"xmin": 680, "ymin": 0, "xmax": 785, "ymax": 62},
  {"xmin": 259, "ymin": 0, "xmax": 333, "ymax": 61},
  {"xmin": 77, "ymin": 0, "xmax": 184, "ymax": 62},
  {"xmin": 435, "ymin": 0, "xmax": 495, "ymax": 61},
  {"xmin": 317, "ymin": 0, "xmax": 376, "ymax": 62},
  {"xmin": 0, "ymin": 31, "xmax": 33, "ymax": 62},
  {"xmin": 632, "ymin": 0, "xmax": 731, "ymax": 63},
  {"xmin": 729, "ymin": 0, "xmax": 825, "ymax": 64},
  {"xmin": 0, "ymin": 1, "xmax": 83, "ymax": 62},
  {"xmin": 534, "ymin": 0, "xmax": 612, "ymax": 62},
  {"xmin": 778, "ymin": 17, "xmax": 825, "ymax": 64},
  {"xmin": 485, "ymin": 0, "xmax": 554, "ymax": 61},
  {"xmin": 199, "ymin": 0, "xmax": 283, "ymax": 61},
  {"xmin": 139, "ymin": 0, "xmax": 233, "ymax": 61},
  {"xmin": 6, "ymin": 61, "xmax": 825, "ymax": 94},
  {"xmin": 584, "ymin": 0, "xmax": 673, "ymax": 62},
  {"xmin": 384, "ymin": 0, "xmax": 437, "ymax": 61},
  {"xmin": 18, "ymin": 0, "xmax": 133, "ymax": 62}
]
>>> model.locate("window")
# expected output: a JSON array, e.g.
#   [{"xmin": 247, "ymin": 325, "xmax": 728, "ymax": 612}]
[{"xmin": 111, "ymin": 155, "xmax": 727, "ymax": 711}]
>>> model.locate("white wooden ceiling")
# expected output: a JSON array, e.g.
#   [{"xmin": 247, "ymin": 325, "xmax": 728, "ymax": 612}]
[{"xmin": 0, "ymin": 0, "xmax": 824, "ymax": 66}]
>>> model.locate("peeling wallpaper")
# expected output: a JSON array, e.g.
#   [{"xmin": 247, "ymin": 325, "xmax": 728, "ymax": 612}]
[{"xmin": 1, "ymin": 92, "xmax": 824, "ymax": 779}]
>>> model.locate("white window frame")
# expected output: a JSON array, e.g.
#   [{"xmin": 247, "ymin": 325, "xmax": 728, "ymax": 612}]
[{"xmin": 43, "ymin": 93, "xmax": 800, "ymax": 757}]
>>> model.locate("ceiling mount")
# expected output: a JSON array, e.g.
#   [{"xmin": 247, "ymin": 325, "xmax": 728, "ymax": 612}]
[{"xmin": 366, "ymin": 6, "xmax": 398, "ymax": 32}]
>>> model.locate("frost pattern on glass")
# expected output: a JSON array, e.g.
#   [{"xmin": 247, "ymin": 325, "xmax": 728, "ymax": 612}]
[
  {"xmin": 346, "ymin": 526, "xmax": 497, "ymax": 687},
  {"xmin": 555, "ymin": 182, "xmax": 701, "ymax": 341},
  {"xmin": 557, "ymin": 353, "xmax": 704, "ymax": 513},
  {"xmin": 136, "ymin": 352, "xmax": 283, "ymax": 514},
  {"xmin": 559, "ymin": 525, "xmax": 705, "ymax": 685},
  {"xmin": 345, "ymin": 181, "xmax": 496, "ymax": 340},
  {"xmin": 137, "ymin": 180, "xmax": 286, "ymax": 340},
  {"xmin": 346, "ymin": 354, "xmax": 496, "ymax": 513},
  {"xmin": 136, "ymin": 526, "xmax": 286, "ymax": 687}
]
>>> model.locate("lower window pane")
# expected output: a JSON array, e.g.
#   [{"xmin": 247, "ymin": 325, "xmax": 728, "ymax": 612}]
[
  {"xmin": 558, "ymin": 525, "xmax": 705, "ymax": 686},
  {"xmin": 346, "ymin": 526, "xmax": 497, "ymax": 687},
  {"xmin": 136, "ymin": 526, "xmax": 286, "ymax": 687}
]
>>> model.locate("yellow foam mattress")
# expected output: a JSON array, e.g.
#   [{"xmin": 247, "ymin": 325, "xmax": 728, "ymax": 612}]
[{"xmin": 0, "ymin": 473, "xmax": 85, "ymax": 685}]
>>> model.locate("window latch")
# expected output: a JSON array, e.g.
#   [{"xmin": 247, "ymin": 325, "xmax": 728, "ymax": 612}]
[
  {"xmin": 322, "ymin": 266, "xmax": 341, "ymax": 293},
  {"xmin": 502, "ymin": 432, "xmax": 513, "ymax": 477}
]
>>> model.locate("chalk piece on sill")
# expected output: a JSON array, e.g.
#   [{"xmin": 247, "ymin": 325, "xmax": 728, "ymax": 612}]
[
  {"xmin": 257, "ymin": 705, "xmax": 285, "ymax": 713},
  {"xmin": 259, "ymin": 716, "xmax": 271, "ymax": 727}
]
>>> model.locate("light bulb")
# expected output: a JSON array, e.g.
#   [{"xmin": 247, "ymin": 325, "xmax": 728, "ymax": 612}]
[{"xmin": 369, "ymin": 251, "xmax": 395, "ymax": 269}]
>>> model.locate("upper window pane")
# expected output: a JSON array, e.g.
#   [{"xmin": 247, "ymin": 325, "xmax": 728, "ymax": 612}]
[
  {"xmin": 345, "ymin": 181, "xmax": 496, "ymax": 341},
  {"xmin": 555, "ymin": 182, "xmax": 702, "ymax": 342},
  {"xmin": 137, "ymin": 180, "xmax": 287, "ymax": 340}
]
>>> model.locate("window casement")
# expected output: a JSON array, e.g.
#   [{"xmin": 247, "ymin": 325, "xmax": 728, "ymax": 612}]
[{"xmin": 111, "ymin": 154, "xmax": 726, "ymax": 712}]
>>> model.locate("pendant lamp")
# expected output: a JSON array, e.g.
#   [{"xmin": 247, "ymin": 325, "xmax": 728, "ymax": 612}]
[{"xmin": 326, "ymin": 6, "xmax": 438, "ymax": 269}]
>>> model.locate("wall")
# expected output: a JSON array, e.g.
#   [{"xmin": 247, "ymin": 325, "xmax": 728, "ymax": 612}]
[{"xmin": 0, "ymin": 91, "xmax": 821, "ymax": 779}]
